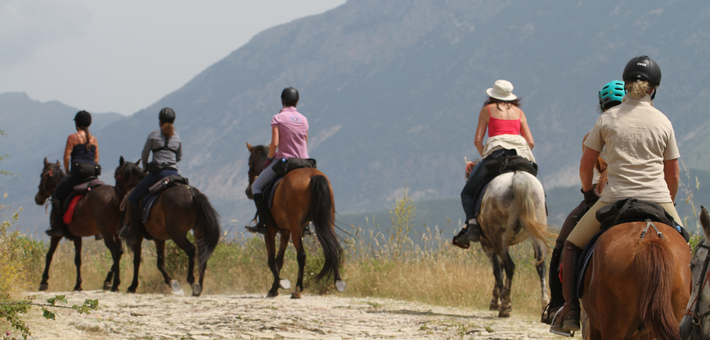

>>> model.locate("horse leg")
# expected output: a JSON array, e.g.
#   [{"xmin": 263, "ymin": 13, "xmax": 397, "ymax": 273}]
[
  {"xmin": 72, "ymin": 237, "xmax": 83, "ymax": 291},
  {"xmin": 482, "ymin": 242, "xmax": 502, "ymax": 310},
  {"xmin": 127, "ymin": 238, "xmax": 143, "ymax": 293},
  {"xmin": 265, "ymin": 228, "xmax": 280, "ymax": 297},
  {"xmin": 275, "ymin": 230, "xmax": 292, "ymax": 291},
  {"xmin": 498, "ymin": 249, "xmax": 516, "ymax": 317},
  {"xmin": 533, "ymin": 241, "xmax": 550, "ymax": 310},
  {"xmin": 170, "ymin": 235, "xmax": 197, "ymax": 295},
  {"xmin": 153, "ymin": 240, "xmax": 176, "ymax": 289},
  {"xmin": 39, "ymin": 236, "xmax": 62, "ymax": 291},
  {"xmin": 102, "ymin": 235, "xmax": 123, "ymax": 291},
  {"xmin": 290, "ymin": 229, "xmax": 305, "ymax": 299}
]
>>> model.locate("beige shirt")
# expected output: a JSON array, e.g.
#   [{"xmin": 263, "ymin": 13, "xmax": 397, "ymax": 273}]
[
  {"xmin": 584, "ymin": 94, "xmax": 679, "ymax": 203},
  {"xmin": 482, "ymin": 134, "xmax": 536, "ymax": 163}
]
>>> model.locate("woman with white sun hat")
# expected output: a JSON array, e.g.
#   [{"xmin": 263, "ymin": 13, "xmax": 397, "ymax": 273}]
[{"xmin": 454, "ymin": 80, "xmax": 536, "ymax": 247}]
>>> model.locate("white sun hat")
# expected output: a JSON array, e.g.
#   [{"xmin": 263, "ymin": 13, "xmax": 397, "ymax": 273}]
[{"xmin": 486, "ymin": 80, "xmax": 517, "ymax": 101}]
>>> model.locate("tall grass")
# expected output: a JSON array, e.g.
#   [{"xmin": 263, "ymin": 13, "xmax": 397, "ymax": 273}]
[{"xmin": 12, "ymin": 189, "xmax": 550, "ymax": 319}]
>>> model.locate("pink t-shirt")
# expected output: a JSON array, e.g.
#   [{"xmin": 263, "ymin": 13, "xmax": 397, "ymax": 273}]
[{"xmin": 271, "ymin": 107, "xmax": 309, "ymax": 159}]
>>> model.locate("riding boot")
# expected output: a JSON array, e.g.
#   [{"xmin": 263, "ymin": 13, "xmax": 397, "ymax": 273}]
[
  {"xmin": 245, "ymin": 193, "xmax": 268, "ymax": 235},
  {"xmin": 45, "ymin": 199, "xmax": 68, "ymax": 237},
  {"xmin": 119, "ymin": 202, "xmax": 142, "ymax": 243},
  {"xmin": 452, "ymin": 219, "xmax": 481, "ymax": 249},
  {"xmin": 542, "ymin": 246, "xmax": 564, "ymax": 324},
  {"xmin": 551, "ymin": 240, "xmax": 583, "ymax": 333}
]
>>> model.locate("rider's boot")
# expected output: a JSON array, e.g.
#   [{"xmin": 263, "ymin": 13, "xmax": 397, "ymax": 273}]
[
  {"xmin": 452, "ymin": 219, "xmax": 481, "ymax": 249},
  {"xmin": 542, "ymin": 246, "xmax": 564, "ymax": 324},
  {"xmin": 245, "ymin": 193, "xmax": 268, "ymax": 235},
  {"xmin": 119, "ymin": 202, "xmax": 142, "ymax": 243},
  {"xmin": 45, "ymin": 199, "xmax": 68, "ymax": 237},
  {"xmin": 551, "ymin": 240, "xmax": 583, "ymax": 333}
]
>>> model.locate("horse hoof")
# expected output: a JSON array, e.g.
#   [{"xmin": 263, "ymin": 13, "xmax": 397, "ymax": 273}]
[
  {"xmin": 73, "ymin": 287, "xmax": 82, "ymax": 292},
  {"xmin": 39, "ymin": 283, "xmax": 48, "ymax": 291},
  {"xmin": 191, "ymin": 283, "xmax": 202, "ymax": 297},
  {"xmin": 498, "ymin": 310, "xmax": 511, "ymax": 318},
  {"xmin": 291, "ymin": 292, "xmax": 301, "ymax": 299},
  {"xmin": 489, "ymin": 303, "xmax": 500, "ymax": 310},
  {"xmin": 335, "ymin": 280, "xmax": 347, "ymax": 292},
  {"xmin": 127, "ymin": 287, "xmax": 137, "ymax": 293},
  {"xmin": 279, "ymin": 279, "xmax": 291, "ymax": 289},
  {"xmin": 267, "ymin": 291, "xmax": 279, "ymax": 298},
  {"xmin": 170, "ymin": 280, "xmax": 184, "ymax": 295},
  {"xmin": 103, "ymin": 282, "xmax": 111, "ymax": 291}
]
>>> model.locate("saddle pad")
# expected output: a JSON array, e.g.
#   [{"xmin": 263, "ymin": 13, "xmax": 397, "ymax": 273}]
[
  {"xmin": 63, "ymin": 195, "xmax": 84, "ymax": 225},
  {"xmin": 264, "ymin": 177, "xmax": 284, "ymax": 209},
  {"xmin": 140, "ymin": 192, "xmax": 160, "ymax": 224},
  {"xmin": 576, "ymin": 231, "xmax": 605, "ymax": 298}
]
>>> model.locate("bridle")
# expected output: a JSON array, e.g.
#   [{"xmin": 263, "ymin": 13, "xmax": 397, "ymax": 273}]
[
  {"xmin": 38, "ymin": 164, "xmax": 62, "ymax": 201},
  {"xmin": 685, "ymin": 242, "xmax": 710, "ymax": 335}
]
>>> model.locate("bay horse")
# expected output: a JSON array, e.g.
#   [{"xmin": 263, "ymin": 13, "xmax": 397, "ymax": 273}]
[
  {"xmin": 456, "ymin": 159, "xmax": 553, "ymax": 317},
  {"xmin": 34, "ymin": 157, "xmax": 123, "ymax": 291},
  {"xmin": 245, "ymin": 143, "xmax": 345, "ymax": 298},
  {"xmin": 680, "ymin": 206, "xmax": 710, "ymax": 340},
  {"xmin": 581, "ymin": 218, "xmax": 691, "ymax": 338},
  {"xmin": 114, "ymin": 156, "xmax": 221, "ymax": 296}
]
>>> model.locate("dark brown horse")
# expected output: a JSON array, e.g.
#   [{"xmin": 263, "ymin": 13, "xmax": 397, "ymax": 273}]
[
  {"xmin": 114, "ymin": 156, "xmax": 221, "ymax": 296},
  {"xmin": 34, "ymin": 157, "xmax": 123, "ymax": 291},
  {"xmin": 581, "ymin": 221, "xmax": 691, "ymax": 339},
  {"xmin": 245, "ymin": 143, "xmax": 345, "ymax": 298}
]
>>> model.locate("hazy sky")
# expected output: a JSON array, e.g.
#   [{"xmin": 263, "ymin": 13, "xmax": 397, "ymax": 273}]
[{"xmin": 0, "ymin": 0, "xmax": 346, "ymax": 115}]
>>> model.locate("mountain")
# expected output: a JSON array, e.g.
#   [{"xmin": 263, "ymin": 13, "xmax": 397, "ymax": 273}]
[{"xmin": 4, "ymin": 0, "xmax": 710, "ymax": 233}]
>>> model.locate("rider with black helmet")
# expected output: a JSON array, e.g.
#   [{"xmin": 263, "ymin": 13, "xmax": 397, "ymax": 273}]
[
  {"xmin": 551, "ymin": 56, "xmax": 683, "ymax": 333},
  {"xmin": 118, "ymin": 107, "xmax": 182, "ymax": 240},
  {"xmin": 246, "ymin": 87, "xmax": 309, "ymax": 234},
  {"xmin": 46, "ymin": 110, "xmax": 100, "ymax": 237}
]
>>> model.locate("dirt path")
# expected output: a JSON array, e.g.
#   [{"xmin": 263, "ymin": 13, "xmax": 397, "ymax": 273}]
[{"xmin": 19, "ymin": 291, "xmax": 570, "ymax": 339}]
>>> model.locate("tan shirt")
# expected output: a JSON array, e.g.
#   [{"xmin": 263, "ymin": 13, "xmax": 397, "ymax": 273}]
[{"xmin": 584, "ymin": 94, "xmax": 679, "ymax": 203}]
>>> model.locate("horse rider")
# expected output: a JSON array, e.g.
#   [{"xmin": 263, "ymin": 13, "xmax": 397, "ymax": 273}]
[
  {"xmin": 46, "ymin": 110, "xmax": 100, "ymax": 238},
  {"xmin": 454, "ymin": 80, "xmax": 536, "ymax": 247},
  {"xmin": 118, "ymin": 107, "xmax": 182, "ymax": 240},
  {"xmin": 543, "ymin": 80, "xmax": 625, "ymax": 323},
  {"xmin": 551, "ymin": 56, "xmax": 683, "ymax": 333},
  {"xmin": 246, "ymin": 87, "xmax": 309, "ymax": 235}
]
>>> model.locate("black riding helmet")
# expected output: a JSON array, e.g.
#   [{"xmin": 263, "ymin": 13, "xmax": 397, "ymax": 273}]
[
  {"xmin": 281, "ymin": 87, "xmax": 299, "ymax": 102},
  {"xmin": 159, "ymin": 107, "xmax": 176, "ymax": 124},
  {"xmin": 622, "ymin": 55, "xmax": 662, "ymax": 87},
  {"xmin": 74, "ymin": 110, "xmax": 92, "ymax": 127}
]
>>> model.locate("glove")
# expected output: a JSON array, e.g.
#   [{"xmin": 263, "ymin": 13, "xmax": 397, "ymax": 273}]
[{"xmin": 581, "ymin": 188, "xmax": 600, "ymax": 207}]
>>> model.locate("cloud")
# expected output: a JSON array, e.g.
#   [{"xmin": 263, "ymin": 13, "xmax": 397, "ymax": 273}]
[{"xmin": 0, "ymin": 0, "xmax": 91, "ymax": 68}]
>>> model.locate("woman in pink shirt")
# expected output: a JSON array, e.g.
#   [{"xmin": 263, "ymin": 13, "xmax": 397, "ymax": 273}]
[{"xmin": 247, "ymin": 87, "xmax": 309, "ymax": 234}]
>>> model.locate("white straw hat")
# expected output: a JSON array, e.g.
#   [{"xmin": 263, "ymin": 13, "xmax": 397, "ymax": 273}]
[{"xmin": 486, "ymin": 80, "xmax": 517, "ymax": 101}]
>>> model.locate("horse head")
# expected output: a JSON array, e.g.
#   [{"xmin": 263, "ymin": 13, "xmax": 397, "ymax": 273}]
[
  {"xmin": 680, "ymin": 205, "xmax": 710, "ymax": 340},
  {"xmin": 35, "ymin": 157, "xmax": 64, "ymax": 205},
  {"xmin": 245, "ymin": 143, "xmax": 269, "ymax": 200},
  {"xmin": 113, "ymin": 156, "xmax": 145, "ymax": 203}
]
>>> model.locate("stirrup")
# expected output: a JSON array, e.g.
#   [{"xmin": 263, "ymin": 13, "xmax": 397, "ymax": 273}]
[
  {"xmin": 245, "ymin": 220, "xmax": 267, "ymax": 235},
  {"xmin": 549, "ymin": 308, "xmax": 575, "ymax": 337},
  {"xmin": 541, "ymin": 303, "xmax": 561, "ymax": 325}
]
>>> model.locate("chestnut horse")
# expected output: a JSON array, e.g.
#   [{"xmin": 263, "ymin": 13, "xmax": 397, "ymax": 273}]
[
  {"xmin": 245, "ymin": 143, "xmax": 345, "ymax": 298},
  {"xmin": 458, "ymin": 158, "xmax": 553, "ymax": 317},
  {"xmin": 581, "ymin": 220, "xmax": 691, "ymax": 339},
  {"xmin": 680, "ymin": 206, "xmax": 710, "ymax": 340},
  {"xmin": 34, "ymin": 157, "xmax": 123, "ymax": 291},
  {"xmin": 114, "ymin": 157, "xmax": 221, "ymax": 296}
]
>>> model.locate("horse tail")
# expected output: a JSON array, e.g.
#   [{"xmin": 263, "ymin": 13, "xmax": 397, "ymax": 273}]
[
  {"xmin": 637, "ymin": 236, "xmax": 681, "ymax": 340},
  {"xmin": 512, "ymin": 173, "xmax": 553, "ymax": 250},
  {"xmin": 190, "ymin": 187, "xmax": 222, "ymax": 269},
  {"xmin": 309, "ymin": 175, "xmax": 342, "ymax": 281}
]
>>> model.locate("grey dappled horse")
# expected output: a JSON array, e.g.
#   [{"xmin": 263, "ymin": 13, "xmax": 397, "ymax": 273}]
[{"xmin": 681, "ymin": 206, "xmax": 710, "ymax": 339}]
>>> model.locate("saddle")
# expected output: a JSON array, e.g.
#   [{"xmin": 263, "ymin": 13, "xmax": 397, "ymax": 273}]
[
  {"xmin": 139, "ymin": 175, "xmax": 189, "ymax": 225},
  {"xmin": 63, "ymin": 178, "xmax": 105, "ymax": 225},
  {"xmin": 265, "ymin": 158, "xmax": 317, "ymax": 210},
  {"xmin": 575, "ymin": 198, "xmax": 689, "ymax": 297}
]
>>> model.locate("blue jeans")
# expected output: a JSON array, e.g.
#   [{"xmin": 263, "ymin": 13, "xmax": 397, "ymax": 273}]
[
  {"xmin": 252, "ymin": 161, "xmax": 277, "ymax": 195},
  {"xmin": 128, "ymin": 169, "xmax": 178, "ymax": 204}
]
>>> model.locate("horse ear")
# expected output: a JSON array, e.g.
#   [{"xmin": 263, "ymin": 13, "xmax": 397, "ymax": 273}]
[
  {"xmin": 119, "ymin": 156, "xmax": 125, "ymax": 166},
  {"xmin": 700, "ymin": 206, "xmax": 710, "ymax": 241},
  {"xmin": 246, "ymin": 143, "xmax": 254, "ymax": 152},
  {"xmin": 55, "ymin": 160, "xmax": 60, "ymax": 167},
  {"xmin": 43, "ymin": 157, "xmax": 49, "ymax": 167},
  {"xmin": 136, "ymin": 159, "xmax": 141, "ymax": 166}
]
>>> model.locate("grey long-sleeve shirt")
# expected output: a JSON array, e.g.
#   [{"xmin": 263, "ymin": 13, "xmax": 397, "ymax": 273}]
[{"xmin": 141, "ymin": 129, "xmax": 182, "ymax": 171}]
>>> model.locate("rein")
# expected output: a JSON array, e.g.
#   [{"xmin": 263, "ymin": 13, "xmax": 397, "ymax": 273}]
[{"xmin": 685, "ymin": 242, "xmax": 710, "ymax": 333}]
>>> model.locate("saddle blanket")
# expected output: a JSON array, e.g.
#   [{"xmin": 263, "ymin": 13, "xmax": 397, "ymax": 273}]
[{"xmin": 264, "ymin": 177, "xmax": 284, "ymax": 210}]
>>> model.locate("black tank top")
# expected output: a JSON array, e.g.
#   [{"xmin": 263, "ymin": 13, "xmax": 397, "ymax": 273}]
[{"xmin": 71, "ymin": 135, "xmax": 96, "ymax": 164}]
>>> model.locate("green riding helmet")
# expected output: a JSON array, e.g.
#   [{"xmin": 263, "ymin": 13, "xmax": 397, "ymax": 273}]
[{"xmin": 598, "ymin": 80, "xmax": 626, "ymax": 111}]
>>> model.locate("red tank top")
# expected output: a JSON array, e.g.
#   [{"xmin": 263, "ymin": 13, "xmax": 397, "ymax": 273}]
[{"xmin": 487, "ymin": 105, "xmax": 521, "ymax": 137}]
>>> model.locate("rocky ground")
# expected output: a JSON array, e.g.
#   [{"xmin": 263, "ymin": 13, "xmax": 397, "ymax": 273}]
[{"xmin": 16, "ymin": 290, "xmax": 574, "ymax": 339}]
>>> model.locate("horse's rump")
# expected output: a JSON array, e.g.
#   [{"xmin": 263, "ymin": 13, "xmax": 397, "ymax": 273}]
[{"xmin": 583, "ymin": 222, "xmax": 690, "ymax": 339}]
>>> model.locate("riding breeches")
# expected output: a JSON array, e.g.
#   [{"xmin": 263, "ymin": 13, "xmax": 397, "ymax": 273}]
[
  {"xmin": 127, "ymin": 169, "xmax": 179, "ymax": 205},
  {"xmin": 252, "ymin": 161, "xmax": 278, "ymax": 195},
  {"xmin": 565, "ymin": 200, "xmax": 683, "ymax": 248}
]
